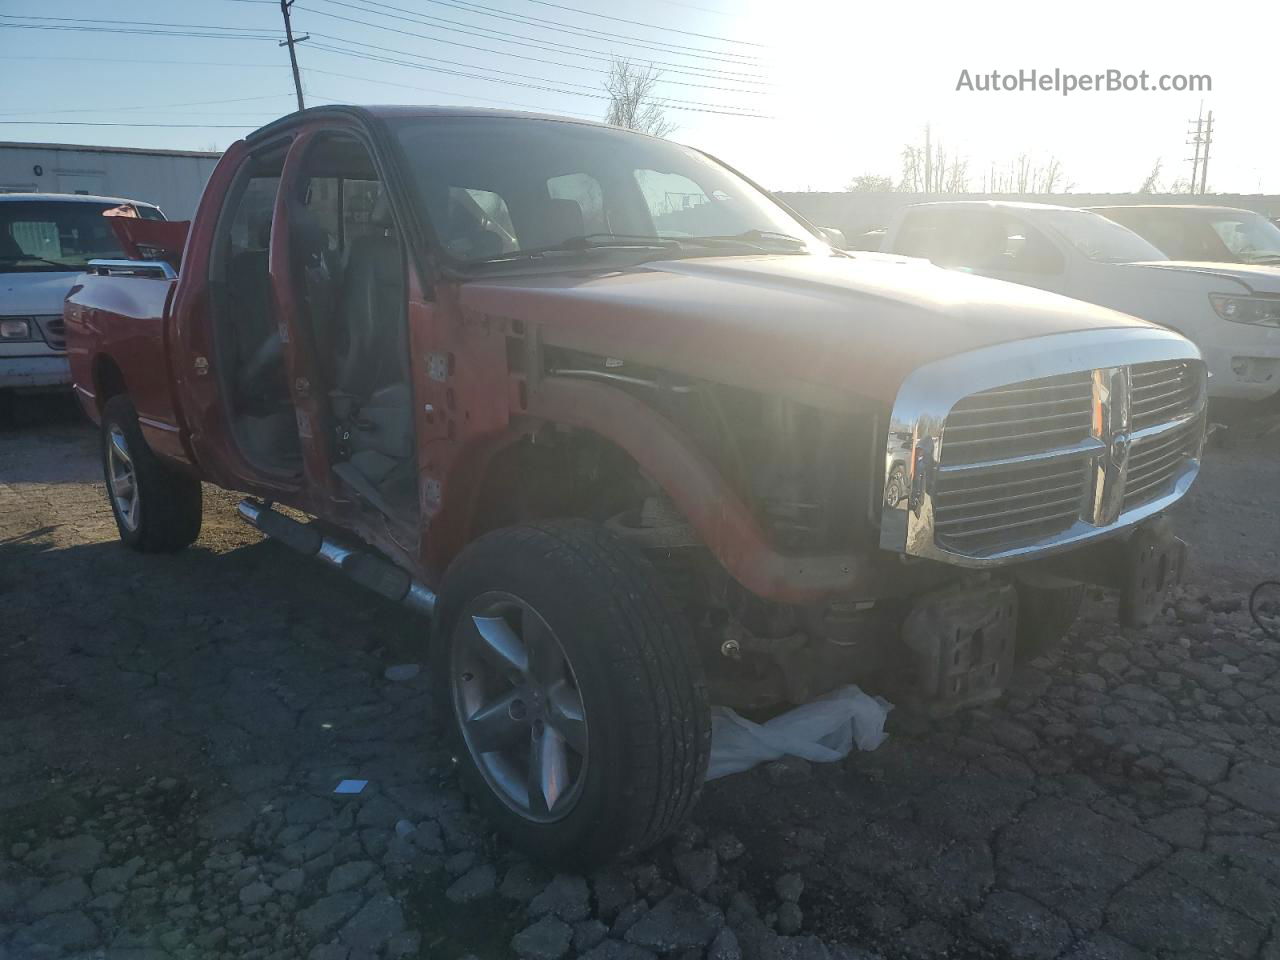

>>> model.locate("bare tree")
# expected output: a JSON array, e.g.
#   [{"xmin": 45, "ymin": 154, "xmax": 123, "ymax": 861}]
[
  {"xmin": 1138, "ymin": 159, "xmax": 1163, "ymax": 193},
  {"xmin": 604, "ymin": 58, "xmax": 675, "ymax": 138},
  {"xmin": 985, "ymin": 154, "xmax": 1072, "ymax": 193},
  {"xmin": 899, "ymin": 126, "xmax": 970, "ymax": 194},
  {"xmin": 845, "ymin": 174, "xmax": 895, "ymax": 192}
]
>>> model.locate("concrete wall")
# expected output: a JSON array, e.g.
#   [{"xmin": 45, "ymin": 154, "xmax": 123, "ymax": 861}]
[
  {"xmin": 0, "ymin": 143, "xmax": 222, "ymax": 220},
  {"xmin": 776, "ymin": 191, "xmax": 1280, "ymax": 247}
]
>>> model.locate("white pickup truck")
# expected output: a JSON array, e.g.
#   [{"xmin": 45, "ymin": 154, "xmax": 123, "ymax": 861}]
[
  {"xmin": 882, "ymin": 201, "xmax": 1280, "ymax": 414},
  {"xmin": 1, "ymin": 193, "xmax": 164, "ymax": 405}
]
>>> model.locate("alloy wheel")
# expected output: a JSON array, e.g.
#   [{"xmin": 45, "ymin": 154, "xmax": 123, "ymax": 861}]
[
  {"xmin": 106, "ymin": 424, "xmax": 140, "ymax": 532},
  {"xmin": 451, "ymin": 592, "xmax": 588, "ymax": 823}
]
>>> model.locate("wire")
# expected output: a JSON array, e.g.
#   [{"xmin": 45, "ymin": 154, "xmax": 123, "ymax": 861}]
[
  {"xmin": 304, "ymin": 42, "xmax": 769, "ymax": 117},
  {"xmin": 0, "ymin": 93, "xmax": 299, "ymax": 118},
  {"xmin": 304, "ymin": 75, "xmax": 598, "ymax": 120},
  {"xmin": 0, "ymin": 12, "xmax": 278, "ymax": 37},
  {"xmin": 515, "ymin": 0, "xmax": 767, "ymax": 47},
  {"xmin": 0, "ymin": 120, "xmax": 263, "ymax": 128},
  {"xmin": 305, "ymin": 31, "xmax": 762, "ymax": 99},
  {"xmin": 295, "ymin": 2, "xmax": 770, "ymax": 84},
  {"xmin": 352, "ymin": 0, "xmax": 762, "ymax": 63},
  {"xmin": 0, "ymin": 54, "xmax": 287, "ymax": 68},
  {"xmin": 0, "ymin": 22, "xmax": 279, "ymax": 41}
]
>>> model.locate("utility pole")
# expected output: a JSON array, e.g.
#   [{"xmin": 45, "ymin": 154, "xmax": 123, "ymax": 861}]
[
  {"xmin": 279, "ymin": 0, "xmax": 309, "ymax": 112},
  {"xmin": 1185, "ymin": 102, "xmax": 1214, "ymax": 195},
  {"xmin": 1199, "ymin": 110, "xmax": 1214, "ymax": 195}
]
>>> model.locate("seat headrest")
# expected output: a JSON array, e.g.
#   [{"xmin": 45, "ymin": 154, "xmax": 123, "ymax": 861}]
[{"xmin": 543, "ymin": 198, "xmax": 586, "ymax": 244}]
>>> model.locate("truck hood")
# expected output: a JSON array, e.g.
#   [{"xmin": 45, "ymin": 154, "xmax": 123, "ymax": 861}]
[
  {"xmin": 458, "ymin": 254, "xmax": 1156, "ymax": 406},
  {"xmin": 1126, "ymin": 260, "xmax": 1280, "ymax": 295},
  {"xmin": 0, "ymin": 270, "xmax": 80, "ymax": 316}
]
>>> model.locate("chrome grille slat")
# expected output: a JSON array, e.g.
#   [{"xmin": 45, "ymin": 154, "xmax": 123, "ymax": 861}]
[
  {"xmin": 943, "ymin": 422, "xmax": 1091, "ymax": 450},
  {"xmin": 939, "ymin": 507, "xmax": 1083, "ymax": 541},
  {"xmin": 935, "ymin": 492, "xmax": 1084, "ymax": 530},
  {"xmin": 944, "ymin": 408, "xmax": 1091, "ymax": 434},
  {"xmin": 934, "ymin": 479, "xmax": 1085, "ymax": 515},
  {"xmin": 937, "ymin": 462, "xmax": 1087, "ymax": 495}
]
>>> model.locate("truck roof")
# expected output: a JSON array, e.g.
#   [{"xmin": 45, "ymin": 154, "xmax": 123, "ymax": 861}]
[
  {"xmin": 905, "ymin": 200, "xmax": 1081, "ymax": 213},
  {"xmin": 246, "ymin": 104, "xmax": 609, "ymax": 143},
  {"xmin": 0, "ymin": 192, "xmax": 161, "ymax": 209},
  {"xmin": 1086, "ymin": 204, "xmax": 1258, "ymax": 216}
]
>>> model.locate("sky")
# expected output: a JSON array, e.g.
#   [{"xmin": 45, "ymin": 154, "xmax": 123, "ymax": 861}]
[{"xmin": 1, "ymin": 0, "xmax": 1278, "ymax": 194}]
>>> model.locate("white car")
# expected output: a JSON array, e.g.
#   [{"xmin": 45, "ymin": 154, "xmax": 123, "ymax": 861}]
[
  {"xmin": 1, "ymin": 193, "xmax": 164, "ymax": 400},
  {"xmin": 882, "ymin": 200, "xmax": 1280, "ymax": 411}
]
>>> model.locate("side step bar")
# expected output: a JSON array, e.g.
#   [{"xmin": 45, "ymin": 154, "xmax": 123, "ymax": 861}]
[{"xmin": 236, "ymin": 500, "xmax": 436, "ymax": 616}]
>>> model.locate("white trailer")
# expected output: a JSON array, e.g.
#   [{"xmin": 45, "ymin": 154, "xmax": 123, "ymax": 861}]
[{"xmin": 0, "ymin": 141, "xmax": 221, "ymax": 220}]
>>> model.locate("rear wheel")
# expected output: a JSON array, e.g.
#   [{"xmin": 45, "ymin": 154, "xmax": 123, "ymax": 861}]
[
  {"xmin": 432, "ymin": 520, "xmax": 710, "ymax": 868},
  {"xmin": 1014, "ymin": 581, "xmax": 1084, "ymax": 659},
  {"xmin": 101, "ymin": 395, "xmax": 202, "ymax": 552}
]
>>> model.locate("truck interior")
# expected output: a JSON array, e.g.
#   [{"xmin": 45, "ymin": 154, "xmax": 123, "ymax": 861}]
[
  {"xmin": 207, "ymin": 134, "xmax": 416, "ymax": 527},
  {"xmin": 289, "ymin": 133, "xmax": 416, "ymax": 524}
]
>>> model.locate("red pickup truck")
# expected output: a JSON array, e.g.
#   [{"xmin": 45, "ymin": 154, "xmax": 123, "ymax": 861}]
[{"xmin": 66, "ymin": 106, "xmax": 1205, "ymax": 866}]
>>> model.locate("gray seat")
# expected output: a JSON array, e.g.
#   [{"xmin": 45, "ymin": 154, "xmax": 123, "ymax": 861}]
[{"xmin": 330, "ymin": 198, "xmax": 412, "ymax": 463}]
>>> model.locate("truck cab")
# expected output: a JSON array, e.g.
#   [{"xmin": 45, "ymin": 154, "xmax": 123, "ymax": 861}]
[
  {"xmin": 0, "ymin": 193, "xmax": 163, "ymax": 407},
  {"xmin": 67, "ymin": 107, "xmax": 1206, "ymax": 866}
]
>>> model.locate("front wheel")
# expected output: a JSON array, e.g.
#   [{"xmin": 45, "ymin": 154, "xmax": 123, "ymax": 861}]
[
  {"xmin": 101, "ymin": 395, "xmax": 202, "ymax": 552},
  {"xmin": 432, "ymin": 520, "xmax": 710, "ymax": 868}
]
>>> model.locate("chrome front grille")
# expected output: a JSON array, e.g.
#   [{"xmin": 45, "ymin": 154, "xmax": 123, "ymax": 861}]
[
  {"xmin": 941, "ymin": 371, "xmax": 1093, "ymax": 463},
  {"xmin": 933, "ymin": 454, "xmax": 1092, "ymax": 549},
  {"xmin": 901, "ymin": 354, "xmax": 1206, "ymax": 562},
  {"xmin": 1123, "ymin": 416, "xmax": 1203, "ymax": 511},
  {"xmin": 934, "ymin": 371, "xmax": 1096, "ymax": 554},
  {"xmin": 1130, "ymin": 360, "xmax": 1200, "ymax": 430}
]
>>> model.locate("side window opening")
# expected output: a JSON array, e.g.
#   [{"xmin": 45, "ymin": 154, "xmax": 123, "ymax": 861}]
[
  {"xmin": 207, "ymin": 145, "xmax": 300, "ymax": 474},
  {"xmin": 292, "ymin": 134, "xmax": 417, "ymax": 522}
]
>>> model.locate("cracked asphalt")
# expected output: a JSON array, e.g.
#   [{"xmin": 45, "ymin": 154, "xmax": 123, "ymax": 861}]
[{"xmin": 2, "ymin": 397, "xmax": 1279, "ymax": 960}]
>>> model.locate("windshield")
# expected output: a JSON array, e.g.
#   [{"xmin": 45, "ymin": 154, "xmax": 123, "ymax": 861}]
[
  {"xmin": 1206, "ymin": 211, "xmax": 1280, "ymax": 263},
  {"xmin": 1037, "ymin": 209, "xmax": 1168, "ymax": 263},
  {"xmin": 0, "ymin": 200, "xmax": 130, "ymax": 273},
  {"xmin": 389, "ymin": 116, "xmax": 825, "ymax": 267}
]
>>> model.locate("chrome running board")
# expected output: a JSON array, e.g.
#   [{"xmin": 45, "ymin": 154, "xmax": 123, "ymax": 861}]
[{"xmin": 236, "ymin": 499, "xmax": 436, "ymax": 616}]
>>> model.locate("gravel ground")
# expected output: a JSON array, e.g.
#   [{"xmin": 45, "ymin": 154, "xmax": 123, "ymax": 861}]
[{"xmin": 2, "ymin": 398, "xmax": 1279, "ymax": 960}]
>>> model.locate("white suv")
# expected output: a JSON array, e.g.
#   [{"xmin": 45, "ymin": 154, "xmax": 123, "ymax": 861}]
[{"xmin": 883, "ymin": 200, "xmax": 1280, "ymax": 412}]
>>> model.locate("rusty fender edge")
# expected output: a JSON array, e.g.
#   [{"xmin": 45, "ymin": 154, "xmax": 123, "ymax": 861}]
[{"xmin": 525, "ymin": 376, "xmax": 888, "ymax": 605}]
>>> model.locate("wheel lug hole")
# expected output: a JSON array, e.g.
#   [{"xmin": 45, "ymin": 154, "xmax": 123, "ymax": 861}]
[{"xmin": 509, "ymin": 699, "xmax": 528, "ymax": 722}]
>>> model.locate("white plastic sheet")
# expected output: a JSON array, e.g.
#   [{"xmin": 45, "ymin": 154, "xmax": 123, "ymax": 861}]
[{"xmin": 706, "ymin": 684, "xmax": 892, "ymax": 780}]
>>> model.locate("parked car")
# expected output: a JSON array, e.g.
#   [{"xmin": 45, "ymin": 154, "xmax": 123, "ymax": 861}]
[
  {"xmin": 883, "ymin": 201, "xmax": 1280, "ymax": 413},
  {"xmin": 1088, "ymin": 204, "xmax": 1280, "ymax": 266},
  {"xmin": 67, "ymin": 107, "xmax": 1204, "ymax": 866},
  {"xmin": 1, "ymin": 193, "xmax": 164, "ymax": 407}
]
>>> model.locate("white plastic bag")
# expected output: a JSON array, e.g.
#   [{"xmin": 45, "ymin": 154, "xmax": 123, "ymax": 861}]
[{"xmin": 706, "ymin": 684, "xmax": 892, "ymax": 780}]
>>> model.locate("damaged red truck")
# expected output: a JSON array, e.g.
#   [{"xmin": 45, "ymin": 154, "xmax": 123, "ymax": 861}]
[{"xmin": 65, "ymin": 106, "xmax": 1206, "ymax": 866}]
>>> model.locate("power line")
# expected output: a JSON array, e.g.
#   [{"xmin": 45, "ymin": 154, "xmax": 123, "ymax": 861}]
[
  {"xmin": 295, "ymin": 1, "xmax": 770, "ymax": 84},
  {"xmin": 305, "ymin": 31, "xmax": 762, "ymax": 98},
  {"xmin": 514, "ymin": 0, "xmax": 766, "ymax": 47},
  {"xmin": 356, "ymin": 0, "xmax": 762, "ymax": 63},
  {"xmin": 304, "ymin": 74, "xmax": 599, "ymax": 120},
  {"xmin": 0, "ymin": 93, "xmax": 299, "ymax": 118},
  {"xmin": 303, "ymin": 41, "xmax": 769, "ymax": 117},
  {"xmin": 0, "ymin": 54, "xmax": 287, "ymax": 68},
  {"xmin": 0, "ymin": 12, "xmax": 278, "ymax": 36},
  {"xmin": 0, "ymin": 120, "xmax": 266, "ymax": 128}
]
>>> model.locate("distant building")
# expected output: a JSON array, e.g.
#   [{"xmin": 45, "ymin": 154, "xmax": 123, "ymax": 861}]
[{"xmin": 0, "ymin": 141, "xmax": 222, "ymax": 219}]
